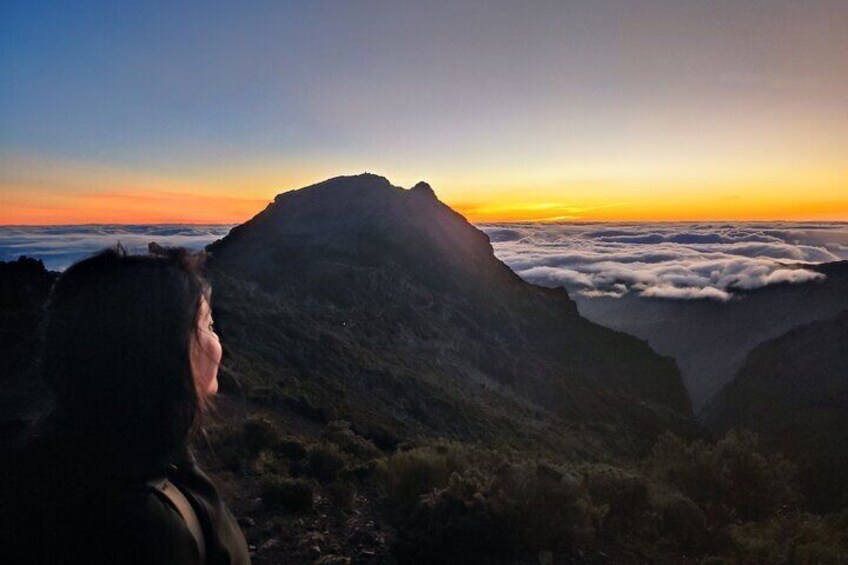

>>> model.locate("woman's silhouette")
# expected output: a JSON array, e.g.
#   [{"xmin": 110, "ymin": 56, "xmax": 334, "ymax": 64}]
[{"xmin": 3, "ymin": 246, "xmax": 250, "ymax": 564}]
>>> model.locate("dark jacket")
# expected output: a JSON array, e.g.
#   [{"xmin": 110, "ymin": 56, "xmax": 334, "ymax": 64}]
[{"xmin": 1, "ymin": 432, "xmax": 250, "ymax": 565}]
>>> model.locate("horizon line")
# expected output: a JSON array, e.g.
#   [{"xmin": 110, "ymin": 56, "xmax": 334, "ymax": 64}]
[{"xmin": 3, "ymin": 218, "xmax": 848, "ymax": 228}]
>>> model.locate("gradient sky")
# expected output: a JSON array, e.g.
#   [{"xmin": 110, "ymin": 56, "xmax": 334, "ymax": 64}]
[{"xmin": 2, "ymin": 0, "xmax": 846, "ymax": 224}]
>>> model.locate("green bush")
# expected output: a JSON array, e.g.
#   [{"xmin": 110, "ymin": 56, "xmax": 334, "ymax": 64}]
[
  {"xmin": 251, "ymin": 449, "xmax": 288, "ymax": 476},
  {"xmin": 204, "ymin": 425, "xmax": 247, "ymax": 472},
  {"xmin": 260, "ymin": 475, "xmax": 314, "ymax": 513},
  {"xmin": 389, "ymin": 454, "xmax": 596, "ymax": 564},
  {"xmin": 327, "ymin": 479, "xmax": 357, "ymax": 511},
  {"xmin": 582, "ymin": 464, "xmax": 649, "ymax": 535},
  {"xmin": 646, "ymin": 430, "xmax": 800, "ymax": 523},
  {"xmin": 323, "ymin": 420, "xmax": 382, "ymax": 461},
  {"xmin": 392, "ymin": 470, "xmax": 514, "ymax": 564},
  {"xmin": 243, "ymin": 414, "xmax": 283, "ymax": 456},
  {"xmin": 489, "ymin": 461, "xmax": 595, "ymax": 552},
  {"xmin": 655, "ymin": 491, "xmax": 710, "ymax": 551},
  {"xmin": 206, "ymin": 415, "xmax": 310, "ymax": 477},
  {"xmin": 306, "ymin": 443, "xmax": 347, "ymax": 482},
  {"xmin": 273, "ymin": 437, "xmax": 308, "ymax": 460},
  {"xmin": 247, "ymin": 384, "xmax": 287, "ymax": 406},
  {"xmin": 724, "ymin": 510, "xmax": 848, "ymax": 565},
  {"xmin": 339, "ymin": 461, "xmax": 376, "ymax": 482},
  {"xmin": 376, "ymin": 443, "xmax": 466, "ymax": 509}
]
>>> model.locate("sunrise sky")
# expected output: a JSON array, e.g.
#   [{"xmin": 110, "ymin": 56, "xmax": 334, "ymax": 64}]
[{"xmin": 1, "ymin": 1, "xmax": 846, "ymax": 224}]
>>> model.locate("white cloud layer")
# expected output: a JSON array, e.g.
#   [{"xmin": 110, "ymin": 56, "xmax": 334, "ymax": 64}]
[
  {"xmin": 2, "ymin": 223, "xmax": 846, "ymax": 301},
  {"xmin": 482, "ymin": 222, "xmax": 848, "ymax": 301},
  {"xmin": 0, "ymin": 225, "xmax": 234, "ymax": 271}
]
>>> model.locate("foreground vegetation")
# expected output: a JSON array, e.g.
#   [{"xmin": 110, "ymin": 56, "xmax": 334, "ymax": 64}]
[{"xmin": 201, "ymin": 409, "xmax": 848, "ymax": 565}]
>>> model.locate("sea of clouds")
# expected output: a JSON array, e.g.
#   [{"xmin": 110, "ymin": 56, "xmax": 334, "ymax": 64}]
[
  {"xmin": 0, "ymin": 225, "xmax": 234, "ymax": 271},
  {"xmin": 3, "ymin": 223, "xmax": 847, "ymax": 300},
  {"xmin": 481, "ymin": 222, "xmax": 848, "ymax": 301}
]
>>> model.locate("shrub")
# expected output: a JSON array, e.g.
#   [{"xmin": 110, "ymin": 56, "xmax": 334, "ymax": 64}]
[
  {"xmin": 390, "ymin": 457, "xmax": 596, "ymax": 564},
  {"xmin": 204, "ymin": 425, "xmax": 247, "ymax": 472},
  {"xmin": 490, "ymin": 461, "xmax": 595, "ymax": 552},
  {"xmin": 327, "ymin": 479, "xmax": 357, "ymax": 511},
  {"xmin": 273, "ymin": 437, "xmax": 308, "ymax": 460},
  {"xmin": 323, "ymin": 420, "xmax": 383, "ymax": 461},
  {"xmin": 655, "ymin": 492, "xmax": 710, "ymax": 551},
  {"xmin": 260, "ymin": 475, "xmax": 314, "ymax": 513},
  {"xmin": 713, "ymin": 431, "xmax": 799, "ymax": 520},
  {"xmin": 392, "ymin": 470, "xmax": 514, "ymax": 565},
  {"xmin": 582, "ymin": 464, "xmax": 649, "ymax": 535},
  {"xmin": 247, "ymin": 384, "xmax": 287, "ymax": 406},
  {"xmin": 353, "ymin": 423, "xmax": 399, "ymax": 452},
  {"xmin": 339, "ymin": 461, "xmax": 376, "ymax": 482},
  {"xmin": 646, "ymin": 430, "xmax": 800, "ymax": 523},
  {"xmin": 251, "ymin": 449, "xmax": 288, "ymax": 476},
  {"xmin": 724, "ymin": 510, "xmax": 848, "ymax": 565},
  {"xmin": 243, "ymin": 415, "xmax": 283, "ymax": 456},
  {"xmin": 376, "ymin": 443, "xmax": 466, "ymax": 509},
  {"xmin": 306, "ymin": 443, "xmax": 347, "ymax": 482}
]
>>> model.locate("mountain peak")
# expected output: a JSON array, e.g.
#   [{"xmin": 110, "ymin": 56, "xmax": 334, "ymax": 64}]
[
  {"xmin": 273, "ymin": 172, "xmax": 393, "ymax": 204},
  {"xmin": 212, "ymin": 174, "xmax": 504, "ymax": 291},
  {"xmin": 410, "ymin": 181, "xmax": 437, "ymax": 199},
  {"xmin": 327, "ymin": 172, "xmax": 393, "ymax": 187}
]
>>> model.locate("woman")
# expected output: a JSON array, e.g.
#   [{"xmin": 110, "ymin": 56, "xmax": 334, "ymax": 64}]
[{"xmin": 2, "ymin": 246, "xmax": 250, "ymax": 564}]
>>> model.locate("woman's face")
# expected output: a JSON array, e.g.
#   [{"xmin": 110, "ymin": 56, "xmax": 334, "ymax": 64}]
[{"xmin": 191, "ymin": 296, "xmax": 222, "ymax": 396}]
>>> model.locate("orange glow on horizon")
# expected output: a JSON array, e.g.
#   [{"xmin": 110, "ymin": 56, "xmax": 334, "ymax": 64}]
[
  {"xmin": 4, "ymin": 187, "xmax": 847, "ymax": 225},
  {"xmin": 452, "ymin": 196, "xmax": 848, "ymax": 223},
  {"xmin": 0, "ymin": 191, "xmax": 268, "ymax": 225},
  {"xmin": 0, "ymin": 156, "xmax": 278, "ymax": 225},
  {"xmin": 4, "ymin": 190, "xmax": 846, "ymax": 225},
  {"xmin": 1, "ymin": 156, "xmax": 846, "ymax": 225},
  {"xmin": 447, "ymin": 178, "xmax": 848, "ymax": 223}
]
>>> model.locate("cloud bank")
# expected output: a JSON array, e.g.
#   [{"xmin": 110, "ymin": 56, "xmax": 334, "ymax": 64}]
[
  {"xmin": 0, "ymin": 225, "xmax": 234, "ymax": 271},
  {"xmin": 3, "ymin": 222, "xmax": 846, "ymax": 301},
  {"xmin": 481, "ymin": 223, "xmax": 848, "ymax": 301}
]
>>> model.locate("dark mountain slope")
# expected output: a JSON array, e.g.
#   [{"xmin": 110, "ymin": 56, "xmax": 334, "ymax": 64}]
[
  {"xmin": 704, "ymin": 309, "xmax": 848, "ymax": 511},
  {"xmin": 207, "ymin": 174, "xmax": 693, "ymax": 455},
  {"xmin": 575, "ymin": 260, "xmax": 848, "ymax": 410}
]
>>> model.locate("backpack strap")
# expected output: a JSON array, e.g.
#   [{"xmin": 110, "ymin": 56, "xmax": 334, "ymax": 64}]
[{"xmin": 147, "ymin": 477, "xmax": 207, "ymax": 564}]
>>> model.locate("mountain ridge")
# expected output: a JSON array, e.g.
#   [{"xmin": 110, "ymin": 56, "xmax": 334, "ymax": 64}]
[
  {"xmin": 703, "ymin": 308, "xmax": 848, "ymax": 511},
  {"xmin": 206, "ymin": 173, "xmax": 693, "ymax": 454}
]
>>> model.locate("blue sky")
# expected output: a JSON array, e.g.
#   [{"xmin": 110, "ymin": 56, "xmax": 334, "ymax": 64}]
[{"xmin": 2, "ymin": 1, "xmax": 847, "ymax": 223}]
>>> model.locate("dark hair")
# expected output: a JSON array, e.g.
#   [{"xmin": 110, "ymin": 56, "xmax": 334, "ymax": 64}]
[{"xmin": 41, "ymin": 245, "xmax": 211, "ymax": 468}]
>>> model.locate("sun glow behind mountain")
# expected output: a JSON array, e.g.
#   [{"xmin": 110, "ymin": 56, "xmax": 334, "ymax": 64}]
[{"xmin": 3, "ymin": 159, "xmax": 846, "ymax": 225}]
